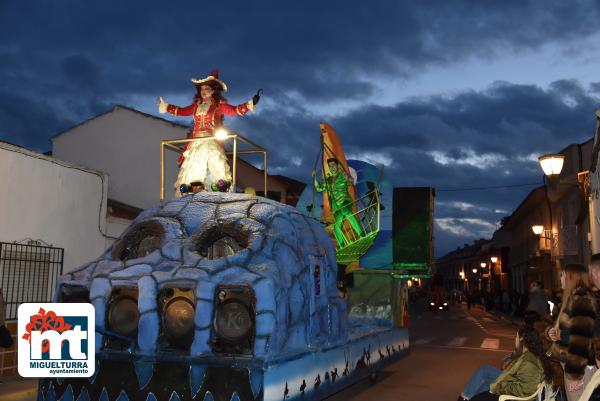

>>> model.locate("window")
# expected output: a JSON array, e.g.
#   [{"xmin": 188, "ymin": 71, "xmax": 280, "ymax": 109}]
[{"xmin": 0, "ymin": 242, "xmax": 63, "ymax": 319}]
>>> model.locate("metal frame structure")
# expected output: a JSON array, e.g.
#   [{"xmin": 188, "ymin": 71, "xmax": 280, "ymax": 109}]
[
  {"xmin": 335, "ymin": 189, "xmax": 381, "ymax": 264},
  {"xmin": 160, "ymin": 133, "xmax": 268, "ymax": 200}
]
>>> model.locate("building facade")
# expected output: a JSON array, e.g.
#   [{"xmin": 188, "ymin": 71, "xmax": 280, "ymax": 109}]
[
  {"xmin": 0, "ymin": 141, "xmax": 109, "ymax": 377},
  {"xmin": 437, "ymin": 138, "xmax": 593, "ymax": 297}
]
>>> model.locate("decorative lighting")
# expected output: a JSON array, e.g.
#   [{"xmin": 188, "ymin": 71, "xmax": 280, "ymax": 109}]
[
  {"xmin": 490, "ymin": 256, "xmax": 498, "ymax": 263},
  {"xmin": 531, "ymin": 225, "xmax": 544, "ymax": 235},
  {"xmin": 538, "ymin": 154, "xmax": 565, "ymax": 176},
  {"xmin": 472, "ymin": 268, "xmax": 477, "ymax": 274},
  {"xmin": 480, "ymin": 262, "xmax": 486, "ymax": 268},
  {"xmin": 214, "ymin": 128, "xmax": 229, "ymax": 141},
  {"xmin": 459, "ymin": 271, "xmax": 465, "ymax": 279}
]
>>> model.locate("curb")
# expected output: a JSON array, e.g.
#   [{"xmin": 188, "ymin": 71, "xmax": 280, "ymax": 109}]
[{"xmin": 488, "ymin": 310, "xmax": 524, "ymax": 327}]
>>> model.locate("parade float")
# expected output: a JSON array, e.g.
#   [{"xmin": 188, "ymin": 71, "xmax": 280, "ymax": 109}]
[{"xmin": 34, "ymin": 73, "xmax": 431, "ymax": 401}]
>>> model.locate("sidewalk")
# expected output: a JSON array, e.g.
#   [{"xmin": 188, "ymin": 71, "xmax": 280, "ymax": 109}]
[
  {"xmin": 488, "ymin": 309, "xmax": 525, "ymax": 327},
  {"xmin": 463, "ymin": 302, "xmax": 525, "ymax": 327},
  {"xmin": 0, "ymin": 376, "xmax": 37, "ymax": 401}
]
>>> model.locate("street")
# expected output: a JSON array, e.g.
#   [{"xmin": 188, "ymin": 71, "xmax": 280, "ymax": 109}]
[
  {"xmin": 327, "ymin": 299, "xmax": 517, "ymax": 401},
  {"xmin": 0, "ymin": 300, "xmax": 517, "ymax": 401}
]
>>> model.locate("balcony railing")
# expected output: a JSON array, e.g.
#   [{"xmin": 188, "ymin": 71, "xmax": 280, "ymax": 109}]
[
  {"xmin": 535, "ymin": 226, "xmax": 579, "ymax": 258},
  {"xmin": 555, "ymin": 224, "xmax": 579, "ymax": 257}
]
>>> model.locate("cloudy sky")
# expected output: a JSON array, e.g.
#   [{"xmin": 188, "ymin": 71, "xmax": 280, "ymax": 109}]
[{"xmin": 2, "ymin": 1, "xmax": 600, "ymax": 256}]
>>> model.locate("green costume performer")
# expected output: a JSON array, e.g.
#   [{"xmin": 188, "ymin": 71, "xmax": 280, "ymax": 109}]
[{"xmin": 313, "ymin": 159, "xmax": 363, "ymax": 247}]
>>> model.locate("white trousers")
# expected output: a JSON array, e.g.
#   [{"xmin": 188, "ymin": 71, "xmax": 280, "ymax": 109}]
[{"xmin": 174, "ymin": 139, "xmax": 232, "ymax": 197}]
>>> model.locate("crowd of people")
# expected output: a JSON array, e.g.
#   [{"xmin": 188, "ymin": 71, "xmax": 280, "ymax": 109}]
[
  {"xmin": 457, "ymin": 281, "xmax": 558, "ymax": 322},
  {"xmin": 456, "ymin": 256, "xmax": 600, "ymax": 401}
]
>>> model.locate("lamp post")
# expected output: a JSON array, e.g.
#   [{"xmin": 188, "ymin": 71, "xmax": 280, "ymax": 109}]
[
  {"xmin": 481, "ymin": 262, "xmax": 491, "ymax": 291},
  {"xmin": 490, "ymin": 256, "xmax": 498, "ymax": 291},
  {"xmin": 537, "ymin": 154, "xmax": 566, "ymax": 291},
  {"xmin": 538, "ymin": 154, "xmax": 564, "ymax": 241}
]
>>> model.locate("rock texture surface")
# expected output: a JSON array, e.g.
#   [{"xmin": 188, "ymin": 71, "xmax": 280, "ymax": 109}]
[{"xmin": 57, "ymin": 193, "xmax": 347, "ymax": 359}]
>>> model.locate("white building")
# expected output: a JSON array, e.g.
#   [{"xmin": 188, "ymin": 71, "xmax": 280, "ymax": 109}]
[
  {"xmin": 52, "ymin": 105, "xmax": 184, "ymax": 210},
  {"xmin": 587, "ymin": 109, "xmax": 600, "ymax": 254},
  {"xmin": 0, "ymin": 140, "xmax": 110, "ymax": 325}
]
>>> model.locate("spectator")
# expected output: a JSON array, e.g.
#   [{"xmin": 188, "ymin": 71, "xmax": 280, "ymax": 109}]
[
  {"xmin": 457, "ymin": 326, "xmax": 551, "ymax": 401},
  {"xmin": 561, "ymin": 254, "xmax": 600, "ymax": 401},
  {"xmin": 510, "ymin": 291, "xmax": 520, "ymax": 318},
  {"xmin": 525, "ymin": 281, "xmax": 549, "ymax": 324},
  {"xmin": 546, "ymin": 264, "xmax": 595, "ymax": 401},
  {"xmin": 502, "ymin": 290, "xmax": 511, "ymax": 315},
  {"xmin": 519, "ymin": 291, "xmax": 529, "ymax": 318}
]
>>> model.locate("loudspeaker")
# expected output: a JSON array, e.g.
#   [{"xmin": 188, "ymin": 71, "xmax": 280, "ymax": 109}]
[
  {"xmin": 392, "ymin": 187, "xmax": 434, "ymax": 267},
  {"xmin": 158, "ymin": 286, "xmax": 196, "ymax": 351},
  {"xmin": 211, "ymin": 286, "xmax": 255, "ymax": 354},
  {"xmin": 105, "ymin": 287, "xmax": 139, "ymax": 350}
]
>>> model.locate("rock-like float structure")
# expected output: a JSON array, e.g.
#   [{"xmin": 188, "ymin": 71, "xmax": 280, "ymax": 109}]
[{"xmin": 39, "ymin": 193, "xmax": 408, "ymax": 401}]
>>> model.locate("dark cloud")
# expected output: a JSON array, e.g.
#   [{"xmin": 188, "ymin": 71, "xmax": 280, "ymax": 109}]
[
  {"xmin": 1, "ymin": 1, "xmax": 600, "ymax": 255},
  {"xmin": 590, "ymin": 82, "xmax": 600, "ymax": 94},
  {"xmin": 62, "ymin": 54, "xmax": 102, "ymax": 91},
  {"xmin": 243, "ymin": 80, "xmax": 598, "ymax": 256}
]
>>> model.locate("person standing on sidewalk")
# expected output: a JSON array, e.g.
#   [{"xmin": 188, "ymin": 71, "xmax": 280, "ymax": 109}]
[{"xmin": 525, "ymin": 281, "xmax": 549, "ymax": 324}]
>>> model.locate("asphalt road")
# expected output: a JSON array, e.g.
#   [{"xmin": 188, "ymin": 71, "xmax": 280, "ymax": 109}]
[{"xmin": 326, "ymin": 299, "xmax": 518, "ymax": 401}]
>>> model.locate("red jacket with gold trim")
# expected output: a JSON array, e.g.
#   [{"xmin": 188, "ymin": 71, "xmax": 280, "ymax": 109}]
[
  {"xmin": 166, "ymin": 98, "xmax": 253, "ymax": 137},
  {"xmin": 165, "ymin": 98, "xmax": 254, "ymax": 165}
]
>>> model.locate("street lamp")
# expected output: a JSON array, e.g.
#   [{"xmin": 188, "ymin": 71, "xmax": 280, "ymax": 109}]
[
  {"xmin": 531, "ymin": 225, "xmax": 544, "ymax": 235},
  {"xmin": 480, "ymin": 262, "xmax": 486, "ymax": 269},
  {"xmin": 490, "ymin": 256, "xmax": 498, "ymax": 264},
  {"xmin": 537, "ymin": 154, "xmax": 564, "ymax": 243},
  {"xmin": 538, "ymin": 154, "xmax": 565, "ymax": 176},
  {"xmin": 472, "ymin": 268, "xmax": 477, "ymax": 274}
]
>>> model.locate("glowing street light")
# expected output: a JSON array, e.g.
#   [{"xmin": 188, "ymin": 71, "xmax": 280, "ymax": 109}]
[
  {"xmin": 472, "ymin": 268, "xmax": 477, "ymax": 274},
  {"xmin": 490, "ymin": 256, "xmax": 498, "ymax": 263},
  {"xmin": 480, "ymin": 262, "xmax": 487, "ymax": 268},
  {"xmin": 531, "ymin": 225, "xmax": 544, "ymax": 235},
  {"xmin": 538, "ymin": 154, "xmax": 565, "ymax": 176}
]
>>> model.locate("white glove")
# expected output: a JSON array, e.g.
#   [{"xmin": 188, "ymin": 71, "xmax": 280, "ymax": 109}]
[{"xmin": 158, "ymin": 97, "xmax": 168, "ymax": 114}]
